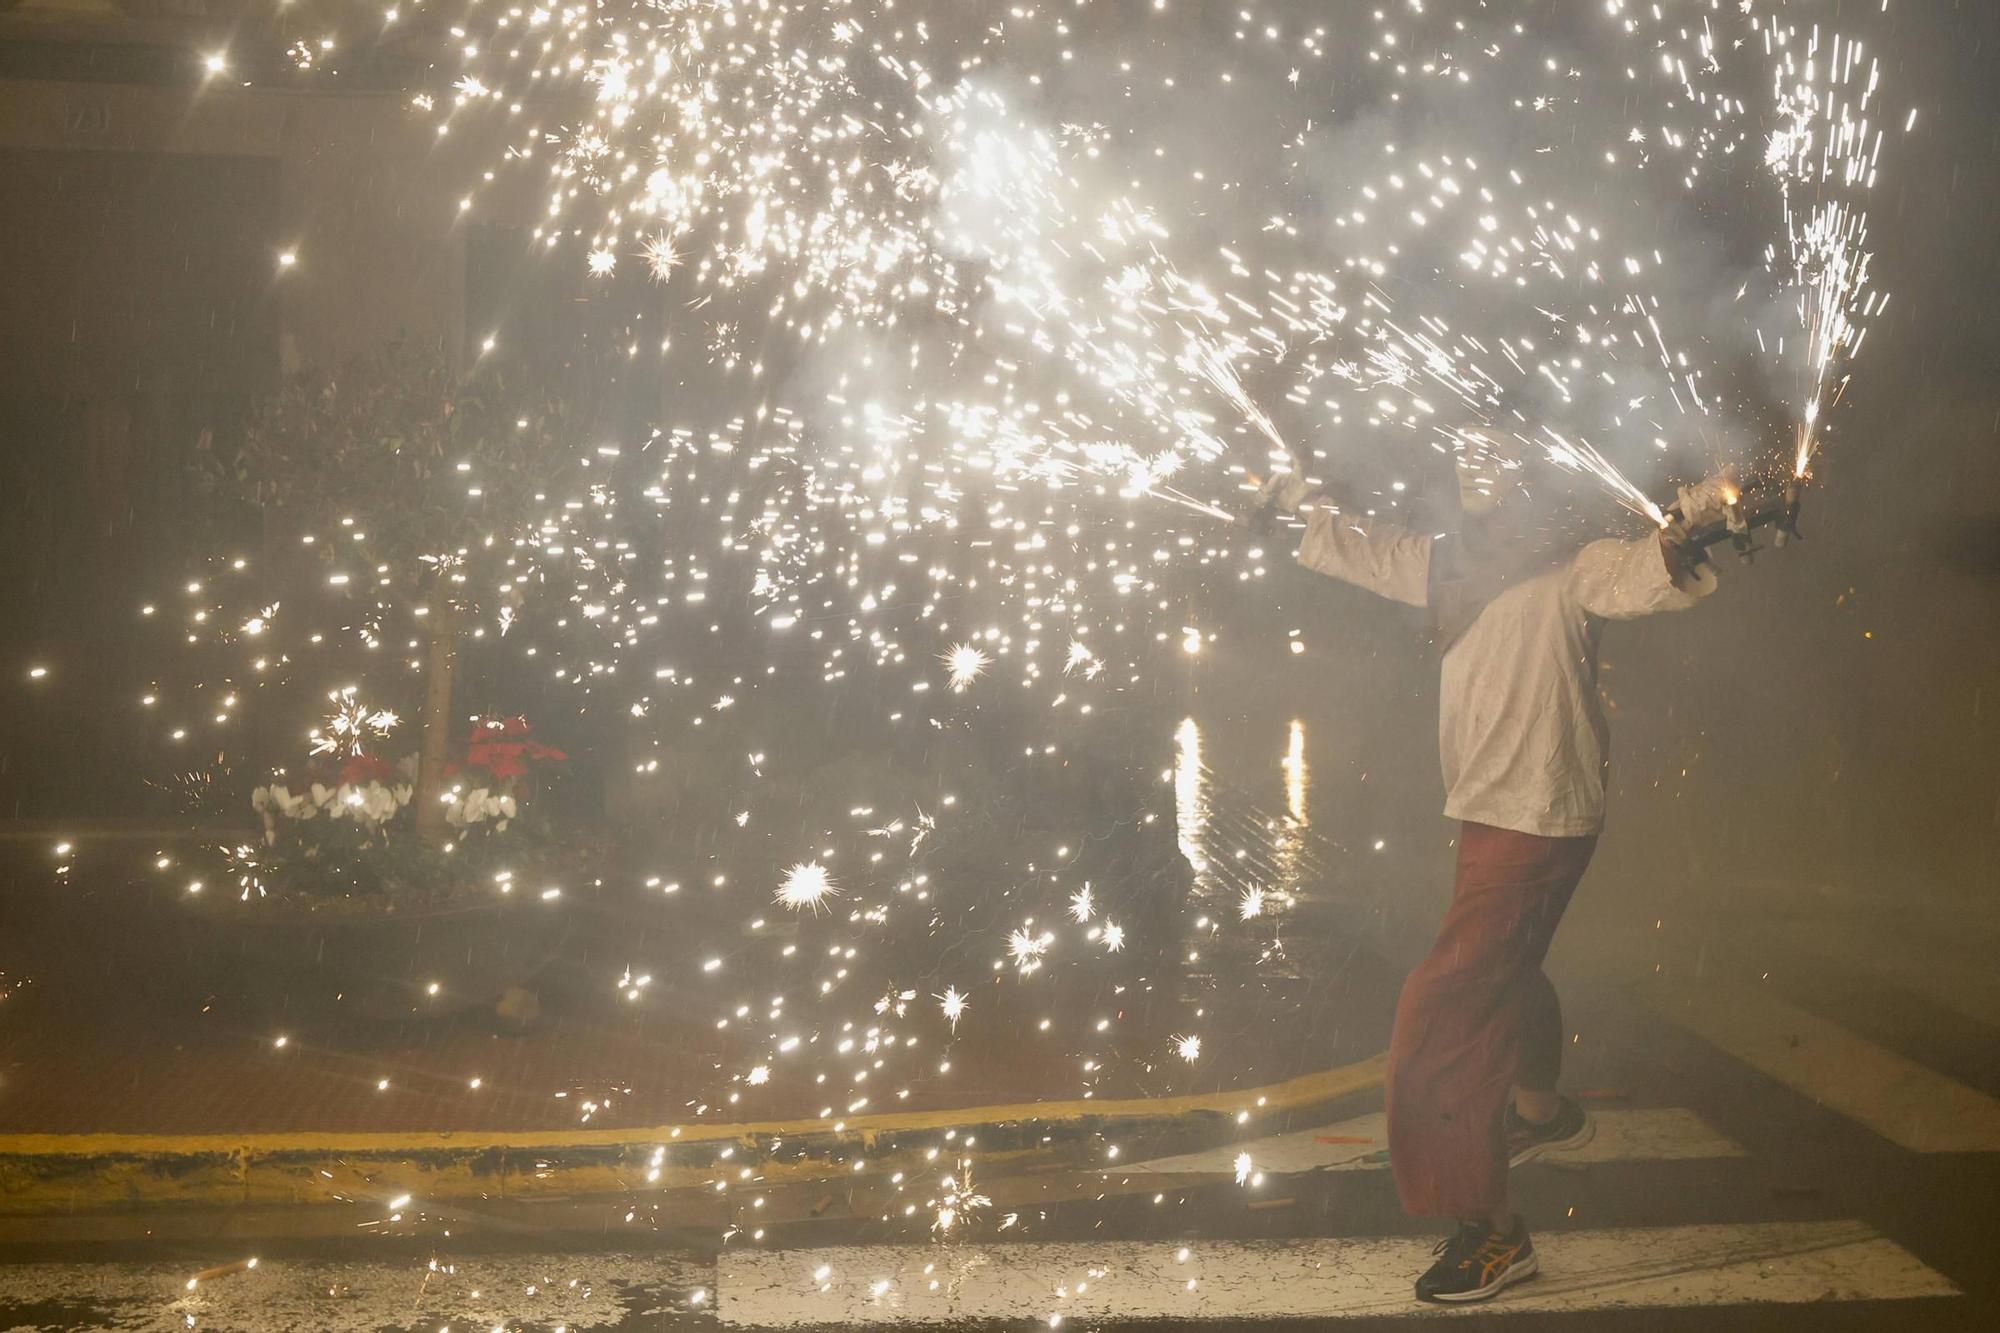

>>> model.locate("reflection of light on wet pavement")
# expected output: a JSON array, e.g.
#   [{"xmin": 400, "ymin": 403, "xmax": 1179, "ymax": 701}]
[
  {"xmin": 1266, "ymin": 718, "xmax": 1312, "ymax": 914},
  {"xmin": 1173, "ymin": 717, "xmax": 1331, "ymax": 925},
  {"xmin": 1175, "ymin": 717, "xmax": 1208, "ymax": 874},
  {"xmin": 1282, "ymin": 719, "xmax": 1308, "ymax": 826}
]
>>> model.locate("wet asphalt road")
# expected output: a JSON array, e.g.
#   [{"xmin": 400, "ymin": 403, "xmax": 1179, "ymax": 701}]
[
  {"xmin": 4, "ymin": 698, "xmax": 1996, "ymax": 1331},
  {"xmin": 1, "ymin": 954, "xmax": 1995, "ymax": 1332}
]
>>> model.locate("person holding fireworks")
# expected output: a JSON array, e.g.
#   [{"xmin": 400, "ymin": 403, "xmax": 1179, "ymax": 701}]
[{"xmin": 1257, "ymin": 428, "xmax": 1736, "ymax": 1303}]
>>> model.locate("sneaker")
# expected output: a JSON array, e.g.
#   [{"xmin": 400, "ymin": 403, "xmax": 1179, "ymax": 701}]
[
  {"xmin": 1506, "ymin": 1095, "xmax": 1594, "ymax": 1167},
  {"xmin": 1414, "ymin": 1217, "xmax": 1540, "ymax": 1304}
]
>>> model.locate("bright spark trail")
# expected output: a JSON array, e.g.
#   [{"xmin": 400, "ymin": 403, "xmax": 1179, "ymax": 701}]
[{"xmin": 128, "ymin": 0, "xmax": 1900, "ymax": 1294}]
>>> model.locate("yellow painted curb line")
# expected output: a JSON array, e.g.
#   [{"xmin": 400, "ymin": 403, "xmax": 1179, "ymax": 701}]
[
  {"xmin": 0, "ymin": 1056, "xmax": 1384, "ymax": 1160},
  {"xmin": 0, "ymin": 1054, "xmax": 1386, "ymax": 1158},
  {"xmin": 0, "ymin": 1055, "xmax": 1387, "ymax": 1214}
]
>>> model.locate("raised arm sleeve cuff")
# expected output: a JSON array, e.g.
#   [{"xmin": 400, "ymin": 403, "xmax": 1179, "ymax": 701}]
[
  {"xmin": 1566, "ymin": 535, "xmax": 1717, "ymax": 620},
  {"xmin": 1295, "ymin": 509, "xmax": 1432, "ymax": 608}
]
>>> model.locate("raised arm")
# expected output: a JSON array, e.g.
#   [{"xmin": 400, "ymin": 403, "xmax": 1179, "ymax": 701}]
[
  {"xmin": 1295, "ymin": 506, "xmax": 1433, "ymax": 608},
  {"xmin": 1565, "ymin": 533, "xmax": 1717, "ymax": 620}
]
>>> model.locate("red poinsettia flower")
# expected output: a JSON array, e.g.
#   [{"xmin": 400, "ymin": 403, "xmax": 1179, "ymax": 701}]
[
  {"xmin": 460, "ymin": 714, "xmax": 566, "ymax": 781},
  {"xmin": 468, "ymin": 745, "xmax": 530, "ymax": 780},
  {"xmin": 337, "ymin": 753, "xmax": 397, "ymax": 786}
]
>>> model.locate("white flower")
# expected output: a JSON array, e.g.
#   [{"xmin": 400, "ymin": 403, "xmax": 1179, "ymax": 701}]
[
  {"xmin": 361, "ymin": 783, "xmax": 402, "ymax": 824},
  {"xmin": 308, "ymin": 780, "xmax": 407, "ymax": 827},
  {"xmin": 253, "ymin": 783, "xmax": 321, "ymax": 840},
  {"xmin": 444, "ymin": 785, "xmax": 519, "ymax": 830}
]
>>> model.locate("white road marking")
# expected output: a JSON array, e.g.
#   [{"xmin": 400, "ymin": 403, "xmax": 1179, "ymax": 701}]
[
  {"xmin": 0, "ymin": 1252, "xmax": 712, "ymax": 1333},
  {"xmin": 1652, "ymin": 977, "xmax": 2000, "ymax": 1152},
  {"xmin": 1127, "ymin": 1106, "xmax": 1744, "ymax": 1175},
  {"xmin": 1652, "ymin": 877, "xmax": 2000, "ymax": 1032},
  {"xmin": 0, "ymin": 1220, "xmax": 1959, "ymax": 1330},
  {"xmin": 719, "ymin": 1221, "xmax": 1956, "ymax": 1326}
]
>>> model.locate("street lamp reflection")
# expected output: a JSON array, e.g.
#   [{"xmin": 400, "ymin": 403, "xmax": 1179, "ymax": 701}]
[
  {"xmin": 1174, "ymin": 716, "xmax": 1208, "ymax": 874},
  {"xmin": 1283, "ymin": 718, "xmax": 1309, "ymax": 826}
]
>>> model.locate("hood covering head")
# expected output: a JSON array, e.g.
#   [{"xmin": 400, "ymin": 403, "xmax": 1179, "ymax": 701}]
[{"xmin": 1426, "ymin": 425, "xmax": 1600, "ymax": 652}]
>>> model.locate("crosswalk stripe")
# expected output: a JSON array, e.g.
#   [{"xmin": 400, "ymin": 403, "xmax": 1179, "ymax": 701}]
[
  {"xmin": 1650, "ymin": 976, "xmax": 2000, "ymax": 1152},
  {"xmin": 1126, "ymin": 1106, "xmax": 1744, "ymax": 1175},
  {"xmin": 718, "ymin": 1221, "xmax": 1956, "ymax": 1326},
  {"xmin": 0, "ymin": 1221, "xmax": 1960, "ymax": 1329},
  {"xmin": 0, "ymin": 1252, "xmax": 716, "ymax": 1331}
]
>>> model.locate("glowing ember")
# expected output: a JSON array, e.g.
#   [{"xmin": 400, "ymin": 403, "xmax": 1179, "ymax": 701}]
[
  {"xmin": 941, "ymin": 643, "xmax": 992, "ymax": 692},
  {"xmin": 307, "ymin": 689, "xmax": 399, "ymax": 759},
  {"xmin": 775, "ymin": 862, "xmax": 841, "ymax": 913}
]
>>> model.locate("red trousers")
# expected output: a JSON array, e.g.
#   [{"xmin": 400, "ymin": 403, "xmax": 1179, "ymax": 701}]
[{"xmin": 1386, "ymin": 821, "xmax": 1597, "ymax": 1219}]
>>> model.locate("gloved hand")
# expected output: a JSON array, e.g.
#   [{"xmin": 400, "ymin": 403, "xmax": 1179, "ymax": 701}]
[
  {"xmin": 1672, "ymin": 469, "xmax": 1739, "ymax": 531},
  {"xmin": 1258, "ymin": 468, "xmax": 1318, "ymax": 513}
]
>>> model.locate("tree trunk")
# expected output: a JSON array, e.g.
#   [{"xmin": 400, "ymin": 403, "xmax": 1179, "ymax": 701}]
[{"xmin": 414, "ymin": 605, "xmax": 461, "ymax": 845}]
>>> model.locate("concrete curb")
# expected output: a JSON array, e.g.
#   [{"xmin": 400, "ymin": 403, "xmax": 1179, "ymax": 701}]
[{"xmin": 0, "ymin": 1056, "xmax": 1386, "ymax": 1215}]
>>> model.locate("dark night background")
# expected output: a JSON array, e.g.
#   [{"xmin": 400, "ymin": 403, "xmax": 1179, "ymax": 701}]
[
  {"xmin": 3, "ymin": 1, "xmax": 1992, "ymax": 900},
  {"xmin": 0, "ymin": 3, "xmax": 1996, "ymax": 1330}
]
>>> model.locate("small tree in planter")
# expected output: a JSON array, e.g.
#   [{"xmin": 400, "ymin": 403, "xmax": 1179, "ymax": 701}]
[
  {"xmin": 237, "ymin": 698, "xmax": 570, "ymax": 908},
  {"xmin": 204, "ymin": 338, "xmax": 581, "ymax": 843},
  {"xmin": 189, "ymin": 699, "xmax": 575, "ymax": 1021}
]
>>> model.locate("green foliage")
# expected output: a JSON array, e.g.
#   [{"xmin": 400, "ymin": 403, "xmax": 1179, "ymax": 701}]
[
  {"xmin": 208, "ymin": 725, "xmax": 573, "ymax": 911},
  {"xmin": 213, "ymin": 802, "xmax": 568, "ymax": 915},
  {"xmin": 203, "ymin": 337, "xmax": 580, "ymax": 608}
]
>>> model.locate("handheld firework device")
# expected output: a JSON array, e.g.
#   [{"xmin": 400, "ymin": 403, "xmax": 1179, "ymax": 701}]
[{"xmin": 1664, "ymin": 474, "xmax": 1807, "ymax": 565}]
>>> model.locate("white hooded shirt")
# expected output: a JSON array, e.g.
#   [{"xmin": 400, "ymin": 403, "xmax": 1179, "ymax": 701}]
[{"xmin": 1295, "ymin": 509, "xmax": 1716, "ymax": 838}]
